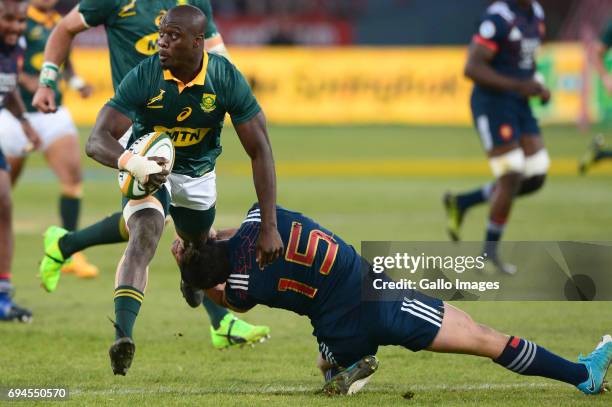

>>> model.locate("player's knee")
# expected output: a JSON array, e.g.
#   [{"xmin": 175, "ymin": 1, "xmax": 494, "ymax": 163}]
[
  {"xmin": 489, "ymin": 148, "xmax": 525, "ymax": 179},
  {"xmin": 518, "ymin": 174, "xmax": 546, "ymax": 196},
  {"xmin": 523, "ymin": 149, "xmax": 550, "ymax": 178},
  {"xmin": 0, "ymin": 194, "xmax": 10, "ymax": 221},
  {"xmin": 128, "ymin": 209, "xmax": 164, "ymax": 238},
  {"xmin": 61, "ymin": 182, "xmax": 83, "ymax": 198}
]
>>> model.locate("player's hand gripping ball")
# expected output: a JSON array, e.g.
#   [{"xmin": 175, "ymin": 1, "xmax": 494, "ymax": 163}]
[{"xmin": 118, "ymin": 132, "xmax": 175, "ymax": 199}]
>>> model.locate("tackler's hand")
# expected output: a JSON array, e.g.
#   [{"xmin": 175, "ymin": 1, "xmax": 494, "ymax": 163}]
[{"xmin": 256, "ymin": 225, "xmax": 284, "ymax": 269}]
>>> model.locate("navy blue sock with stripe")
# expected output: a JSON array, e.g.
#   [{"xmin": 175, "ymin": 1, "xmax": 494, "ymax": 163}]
[
  {"xmin": 494, "ymin": 336, "xmax": 588, "ymax": 385},
  {"xmin": 456, "ymin": 183, "xmax": 495, "ymax": 211},
  {"xmin": 483, "ymin": 218, "xmax": 505, "ymax": 258}
]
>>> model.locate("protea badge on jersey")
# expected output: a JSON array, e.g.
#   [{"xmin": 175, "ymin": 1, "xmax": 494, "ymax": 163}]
[{"xmin": 118, "ymin": 132, "xmax": 175, "ymax": 199}]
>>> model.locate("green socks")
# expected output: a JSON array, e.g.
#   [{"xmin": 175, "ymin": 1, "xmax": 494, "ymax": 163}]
[
  {"xmin": 58, "ymin": 212, "xmax": 128, "ymax": 258},
  {"xmin": 202, "ymin": 296, "xmax": 229, "ymax": 329},
  {"xmin": 59, "ymin": 195, "xmax": 80, "ymax": 231},
  {"xmin": 114, "ymin": 286, "xmax": 144, "ymax": 339}
]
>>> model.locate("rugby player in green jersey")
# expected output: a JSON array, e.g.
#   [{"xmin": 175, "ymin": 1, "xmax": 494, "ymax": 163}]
[
  {"xmin": 0, "ymin": 0, "xmax": 98, "ymax": 279},
  {"xmin": 84, "ymin": 5, "xmax": 283, "ymax": 374},
  {"xmin": 579, "ymin": 19, "xmax": 612, "ymax": 174},
  {"xmin": 32, "ymin": 0, "xmax": 272, "ymax": 350}
]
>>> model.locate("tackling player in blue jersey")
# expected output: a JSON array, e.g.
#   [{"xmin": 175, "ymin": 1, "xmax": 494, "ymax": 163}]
[
  {"xmin": 444, "ymin": 0, "xmax": 551, "ymax": 273},
  {"xmin": 173, "ymin": 204, "xmax": 612, "ymax": 396},
  {"xmin": 0, "ymin": 0, "xmax": 40, "ymax": 322}
]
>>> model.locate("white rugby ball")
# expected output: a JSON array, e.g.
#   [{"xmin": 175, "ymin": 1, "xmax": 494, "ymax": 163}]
[{"xmin": 118, "ymin": 132, "xmax": 175, "ymax": 200}]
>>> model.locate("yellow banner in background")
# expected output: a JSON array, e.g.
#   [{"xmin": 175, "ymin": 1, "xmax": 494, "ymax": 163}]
[{"xmin": 63, "ymin": 45, "xmax": 586, "ymax": 126}]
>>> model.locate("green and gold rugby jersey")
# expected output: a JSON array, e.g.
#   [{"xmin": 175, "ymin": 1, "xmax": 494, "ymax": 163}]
[
  {"xmin": 107, "ymin": 52, "xmax": 261, "ymax": 177},
  {"xmin": 78, "ymin": 0, "xmax": 219, "ymax": 89},
  {"xmin": 21, "ymin": 6, "xmax": 63, "ymax": 112}
]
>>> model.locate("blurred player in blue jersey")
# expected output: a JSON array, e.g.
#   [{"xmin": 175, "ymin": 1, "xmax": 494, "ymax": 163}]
[
  {"xmin": 174, "ymin": 204, "xmax": 612, "ymax": 396},
  {"xmin": 0, "ymin": 0, "xmax": 38, "ymax": 322},
  {"xmin": 444, "ymin": 0, "xmax": 551, "ymax": 273},
  {"xmin": 579, "ymin": 19, "xmax": 612, "ymax": 175}
]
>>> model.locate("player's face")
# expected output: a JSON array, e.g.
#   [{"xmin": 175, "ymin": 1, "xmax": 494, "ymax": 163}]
[
  {"xmin": 157, "ymin": 15, "xmax": 202, "ymax": 71},
  {"xmin": 0, "ymin": 1, "xmax": 27, "ymax": 46},
  {"xmin": 31, "ymin": 0, "xmax": 59, "ymax": 11},
  {"xmin": 157, "ymin": 23, "xmax": 191, "ymax": 70}
]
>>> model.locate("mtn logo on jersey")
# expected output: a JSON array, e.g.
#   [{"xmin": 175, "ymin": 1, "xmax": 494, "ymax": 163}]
[
  {"xmin": 135, "ymin": 32, "xmax": 159, "ymax": 56},
  {"xmin": 153, "ymin": 125, "xmax": 211, "ymax": 147}
]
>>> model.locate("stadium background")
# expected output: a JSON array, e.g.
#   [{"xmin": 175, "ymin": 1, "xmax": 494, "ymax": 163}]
[{"xmin": 3, "ymin": 0, "xmax": 612, "ymax": 405}]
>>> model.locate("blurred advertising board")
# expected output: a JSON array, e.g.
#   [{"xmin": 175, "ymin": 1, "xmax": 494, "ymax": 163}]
[{"xmin": 63, "ymin": 44, "xmax": 597, "ymax": 126}]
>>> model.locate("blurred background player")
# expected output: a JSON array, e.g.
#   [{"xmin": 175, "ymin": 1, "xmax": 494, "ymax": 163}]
[
  {"xmin": 32, "ymin": 0, "xmax": 270, "ymax": 350},
  {"xmin": 579, "ymin": 18, "xmax": 612, "ymax": 174},
  {"xmin": 175, "ymin": 203, "xmax": 612, "ymax": 396},
  {"xmin": 0, "ymin": 0, "xmax": 35, "ymax": 322},
  {"xmin": 0, "ymin": 0, "xmax": 97, "ymax": 279},
  {"xmin": 443, "ymin": 0, "xmax": 551, "ymax": 273}
]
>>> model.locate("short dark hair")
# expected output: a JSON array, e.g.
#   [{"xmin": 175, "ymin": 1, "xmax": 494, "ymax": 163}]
[{"xmin": 179, "ymin": 240, "xmax": 230, "ymax": 290}]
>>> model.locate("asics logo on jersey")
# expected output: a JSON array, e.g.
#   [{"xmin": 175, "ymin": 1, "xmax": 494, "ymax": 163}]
[
  {"xmin": 176, "ymin": 107, "xmax": 192, "ymax": 122},
  {"xmin": 153, "ymin": 126, "xmax": 211, "ymax": 147},
  {"xmin": 119, "ymin": 0, "xmax": 138, "ymax": 18},
  {"xmin": 147, "ymin": 89, "xmax": 165, "ymax": 108}
]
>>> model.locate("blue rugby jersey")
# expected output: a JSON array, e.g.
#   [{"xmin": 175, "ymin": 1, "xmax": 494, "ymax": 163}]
[
  {"xmin": 472, "ymin": 0, "xmax": 545, "ymax": 94},
  {"xmin": 224, "ymin": 205, "xmax": 364, "ymax": 336},
  {"xmin": 0, "ymin": 37, "xmax": 24, "ymax": 109}
]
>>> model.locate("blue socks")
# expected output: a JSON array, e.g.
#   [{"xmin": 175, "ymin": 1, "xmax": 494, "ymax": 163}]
[
  {"xmin": 495, "ymin": 336, "xmax": 588, "ymax": 386},
  {"xmin": 456, "ymin": 183, "xmax": 495, "ymax": 211}
]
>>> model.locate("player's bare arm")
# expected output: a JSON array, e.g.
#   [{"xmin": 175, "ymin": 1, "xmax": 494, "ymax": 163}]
[
  {"xmin": 86, "ymin": 105, "xmax": 168, "ymax": 191},
  {"xmin": 465, "ymin": 42, "xmax": 546, "ymax": 99},
  {"xmin": 17, "ymin": 71, "xmax": 38, "ymax": 93},
  {"xmin": 32, "ymin": 6, "xmax": 87, "ymax": 113},
  {"xmin": 234, "ymin": 111, "xmax": 284, "ymax": 268}
]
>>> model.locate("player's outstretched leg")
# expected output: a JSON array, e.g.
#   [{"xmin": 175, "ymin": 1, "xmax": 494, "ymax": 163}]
[
  {"xmin": 40, "ymin": 212, "xmax": 128, "ymax": 292},
  {"xmin": 43, "ymin": 134, "xmax": 99, "ymax": 279},
  {"xmin": 427, "ymin": 303, "xmax": 611, "ymax": 394},
  {"xmin": 110, "ymin": 205, "xmax": 164, "ymax": 375},
  {"xmin": 321, "ymin": 355, "xmax": 379, "ymax": 396}
]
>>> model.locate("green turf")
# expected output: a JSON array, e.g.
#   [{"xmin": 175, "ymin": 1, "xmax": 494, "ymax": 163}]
[{"xmin": 2, "ymin": 125, "xmax": 611, "ymax": 406}]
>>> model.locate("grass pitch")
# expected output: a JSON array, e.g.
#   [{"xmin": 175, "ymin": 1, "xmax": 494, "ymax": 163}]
[{"xmin": 2, "ymin": 124, "xmax": 612, "ymax": 406}]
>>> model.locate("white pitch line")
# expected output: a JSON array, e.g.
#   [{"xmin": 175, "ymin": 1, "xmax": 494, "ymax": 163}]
[{"xmin": 70, "ymin": 382, "xmax": 562, "ymax": 397}]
